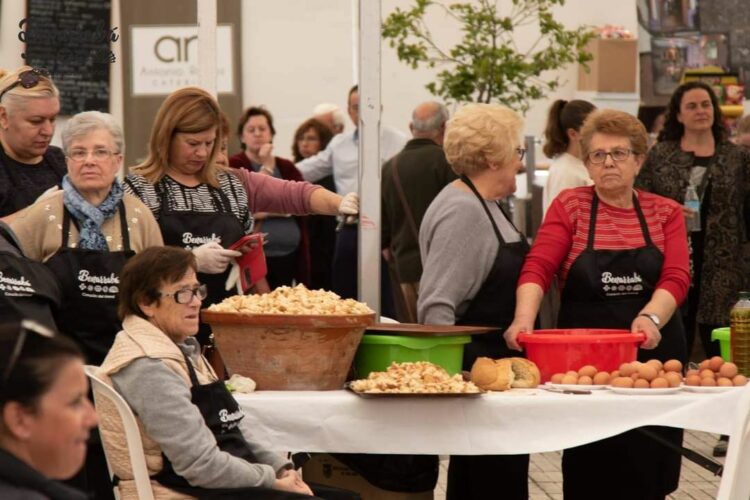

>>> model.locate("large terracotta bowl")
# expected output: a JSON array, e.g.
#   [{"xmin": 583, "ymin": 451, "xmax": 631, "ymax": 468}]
[{"xmin": 202, "ymin": 310, "xmax": 376, "ymax": 390}]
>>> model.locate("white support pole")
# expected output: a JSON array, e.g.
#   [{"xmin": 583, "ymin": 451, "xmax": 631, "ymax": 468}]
[
  {"xmin": 358, "ymin": 0, "xmax": 382, "ymax": 317},
  {"xmin": 197, "ymin": 0, "xmax": 217, "ymax": 98}
]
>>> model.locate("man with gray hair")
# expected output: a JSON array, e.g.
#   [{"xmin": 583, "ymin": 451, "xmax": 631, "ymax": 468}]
[
  {"xmin": 312, "ymin": 102, "xmax": 346, "ymax": 134},
  {"xmin": 381, "ymin": 101, "xmax": 456, "ymax": 322}
]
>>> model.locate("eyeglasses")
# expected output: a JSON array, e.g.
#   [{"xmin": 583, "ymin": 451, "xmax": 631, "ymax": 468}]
[
  {"xmin": 67, "ymin": 148, "xmax": 119, "ymax": 162},
  {"xmin": 587, "ymin": 148, "xmax": 633, "ymax": 164},
  {"xmin": 0, "ymin": 68, "xmax": 50, "ymax": 103},
  {"xmin": 1, "ymin": 317, "xmax": 55, "ymax": 385},
  {"xmin": 159, "ymin": 284, "xmax": 208, "ymax": 304},
  {"xmin": 516, "ymin": 147, "xmax": 527, "ymax": 161}
]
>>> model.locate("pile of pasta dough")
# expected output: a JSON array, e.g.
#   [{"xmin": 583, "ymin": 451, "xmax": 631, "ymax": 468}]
[
  {"xmin": 350, "ymin": 361, "xmax": 480, "ymax": 394},
  {"xmin": 208, "ymin": 284, "xmax": 374, "ymax": 315}
]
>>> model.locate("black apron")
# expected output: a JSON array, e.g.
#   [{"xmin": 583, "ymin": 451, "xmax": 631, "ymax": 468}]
[
  {"xmin": 0, "ymin": 225, "xmax": 61, "ymax": 331},
  {"xmin": 45, "ymin": 204, "xmax": 134, "ymax": 365},
  {"xmin": 446, "ymin": 176, "xmax": 530, "ymax": 500},
  {"xmin": 152, "ymin": 352, "xmax": 357, "ymax": 500},
  {"xmin": 558, "ymin": 192, "xmax": 686, "ymax": 500},
  {"xmin": 157, "ymin": 184, "xmax": 245, "ymax": 346}
]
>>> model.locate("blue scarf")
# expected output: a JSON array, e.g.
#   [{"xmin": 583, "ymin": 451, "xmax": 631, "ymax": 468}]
[{"xmin": 62, "ymin": 175, "xmax": 124, "ymax": 251}]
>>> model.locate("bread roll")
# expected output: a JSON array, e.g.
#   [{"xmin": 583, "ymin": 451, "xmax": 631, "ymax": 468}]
[
  {"xmin": 470, "ymin": 357, "xmax": 540, "ymax": 391},
  {"xmin": 470, "ymin": 357, "xmax": 513, "ymax": 391}
]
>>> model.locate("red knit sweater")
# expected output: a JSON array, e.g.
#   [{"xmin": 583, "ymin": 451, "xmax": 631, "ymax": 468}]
[{"xmin": 519, "ymin": 186, "xmax": 690, "ymax": 304}]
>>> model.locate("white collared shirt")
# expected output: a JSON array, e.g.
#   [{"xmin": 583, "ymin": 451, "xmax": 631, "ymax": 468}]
[{"xmin": 296, "ymin": 126, "xmax": 408, "ymax": 195}]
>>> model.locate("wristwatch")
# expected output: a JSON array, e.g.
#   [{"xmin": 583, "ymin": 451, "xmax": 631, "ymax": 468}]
[{"xmin": 638, "ymin": 312, "xmax": 661, "ymax": 329}]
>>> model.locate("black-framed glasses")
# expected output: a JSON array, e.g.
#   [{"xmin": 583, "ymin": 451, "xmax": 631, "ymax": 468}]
[
  {"xmin": 1, "ymin": 317, "xmax": 55, "ymax": 385},
  {"xmin": 587, "ymin": 148, "xmax": 633, "ymax": 164},
  {"xmin": 159, "ymin": 284, "xmax": 208, "ymax": 304},
  {"xmin": 0, "ymin": 68, "xmax": 51, "ymax": 103},
  {"xmin": 516, "ymin": 147, "xmax": 527, "ymax": 161},
  {"xmin": 67, "ymin": 148, "xmax": 119, "ymax": 163}
]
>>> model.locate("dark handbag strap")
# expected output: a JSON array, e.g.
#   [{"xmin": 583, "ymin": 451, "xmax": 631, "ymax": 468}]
[{"xmin": 390, "ymin": 156, "xmax": 420, "ymax": 243}]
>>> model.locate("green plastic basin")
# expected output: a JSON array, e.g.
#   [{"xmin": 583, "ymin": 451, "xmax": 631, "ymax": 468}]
[{"xmin": 353, "ymin": 334, "xmax": 471, "ymax": 377}]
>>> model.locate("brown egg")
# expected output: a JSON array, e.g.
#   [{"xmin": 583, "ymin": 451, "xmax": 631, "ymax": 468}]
[
  {"xmin": 578, "ymin": 375, "xmax": 593, "ymax": 385},
  {"xmin": 701, "ymin": 377, "xmax": 717, "ymax": 387},
  {"xmin": 699, "ymin": 369, "xmax": 715, "ymax": 379},
  {"xmin": 593, "ymin": 371, "xmax": 611, "ymax": 385},
  {"xmin": 699, "ymin": 359, "xmax": 711, "ymax": 370},
  {"xmin": 733, "ymin": 375, "xmax": 748, "ymax": 386},
  {"xmin": 637, "ymin": 364, "xmax": 658, "ymax": 381},
  {"xmin": 646, "ymin": 359, "xmax": 663, "ymax": 372},
  {"xmin": 717, "ymin": 377, "xmax": 734, "ymax": 387},
  {"xmin": 651, "ymin": 377, "xmax": 669, "ymax": 389},
  {"xmin": 631, "ymin": 373, "xmax": 640, "ymax": 381},
  {"xmin": 686, "ymin": 369, "xmax": 700, "ymax": 377},
  {"xmin": 663, "ymin": 359, "xmax": 683, "ymax": 373},
  {"xmin": 708, "ymin": 356, "xmax": 724, "ymax": 372},
  {"xmin": 633, "ymin": 378, "xmax": 650, "ymax": 389},
  {"xmin": 612, "ymin": 376, "xmax": 634, "ymax": 388},
  {"xmin": 551, "ymin": 373, "xmax": 565, "ymax": 384},
  {"xmin": 685, "ymin": 374, "xmax": 702, "ymax": 386},
  {"xmin": 578, "ymin": 365, "xmax": 598, "ymax": 378},
  {"xmin": 610, "ymin": 370, "xmax": 620, "ymax": 379},
  {"xmin": 619, "ymin": 363, "xmax": 637, "ymax": 377},
  {"xmin": 566, "ymin": 370, "xmax": 578, "ymax": 378},
  {"xmin": 561, "ymin": 374, "xmax": 579, "ymax": 385},
  {"xmin": 665, "ymin": 371, "xmax": 682, "ymax": 387},
  {"xmin": 719, "ymin": 362, "xmax": 738, "ymax": 379}
]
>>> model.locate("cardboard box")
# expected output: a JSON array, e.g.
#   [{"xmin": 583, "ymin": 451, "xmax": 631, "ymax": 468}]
[
  {"xmin": 578, "ymin": 38, "xmax": 638, "ymax": 93},
  {"xmin": 303, "ymin": 454, "xmax": 434, "ymax": 500}
]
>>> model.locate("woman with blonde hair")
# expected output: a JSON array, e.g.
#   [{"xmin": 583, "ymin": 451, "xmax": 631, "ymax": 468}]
[
  {"xmin": 0, "ymin": 66, "xmax": 65, "ymax": 222},
  {"xmin": 418, "ymin": 103, "xmax": 529, "ymax": 500}
]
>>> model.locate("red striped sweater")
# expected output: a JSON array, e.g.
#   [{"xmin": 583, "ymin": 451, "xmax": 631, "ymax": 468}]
[{"xmin": 519, "ymin": 186, "xmax": 690, "ymax": 304}]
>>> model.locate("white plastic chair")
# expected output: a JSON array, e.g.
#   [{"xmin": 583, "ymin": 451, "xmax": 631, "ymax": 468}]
[
  {"xmin": 84, "ymin": 365, "xmax": 155, "ymax": 500},
  {"xmin": 716, "ymin": 384, "xmax": 750, "ymax": 500}
]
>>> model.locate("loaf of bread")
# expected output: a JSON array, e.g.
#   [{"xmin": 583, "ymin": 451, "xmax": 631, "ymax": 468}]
[{"xmin": 470, "ymin": 357, "xmax": 541, "ymax": 391}]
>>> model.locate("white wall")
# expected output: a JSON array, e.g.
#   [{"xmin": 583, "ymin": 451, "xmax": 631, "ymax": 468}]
[{"xmin": 242, "ymin": 0, "xmax": 638, "ymax": 161}]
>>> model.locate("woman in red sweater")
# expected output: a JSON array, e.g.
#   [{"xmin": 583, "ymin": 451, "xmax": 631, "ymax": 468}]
[{"xmin": 505, "ymin": 109, "xmax": 690, "ymax": 500}]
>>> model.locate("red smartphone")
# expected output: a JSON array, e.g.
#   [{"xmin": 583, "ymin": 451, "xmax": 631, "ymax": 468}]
[{"xmin": 229, "ymin": 234, "xmax": 267, "ymax": 290}]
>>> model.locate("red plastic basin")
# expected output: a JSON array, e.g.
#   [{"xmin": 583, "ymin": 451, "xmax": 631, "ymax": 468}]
[{"xmin": 518, "ymin": 329, "xmax": 645, "ymax": 382}]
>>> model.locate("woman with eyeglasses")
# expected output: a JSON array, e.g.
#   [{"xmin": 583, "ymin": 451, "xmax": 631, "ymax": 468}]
[
  {"xmin": 417, "ymin": 104, "xmax": 530, "ymax": 500},
  {"xmin": 0, "ymin": 66, "xmax": 66, "ymax": 224},
  {"xmin": 504, "ymin": 109, "xmax": 690, "ymax": 500},
  {"xmin": 9, "ymin": 110, "xmax": 162, "ymax": 500},
  {"xmin": 0, "ymin": 318, "xmax": 97, "ymax": 500},
  {"xmin": 96, "ymin": 246, "xmax": 357, "ymax": 500}
]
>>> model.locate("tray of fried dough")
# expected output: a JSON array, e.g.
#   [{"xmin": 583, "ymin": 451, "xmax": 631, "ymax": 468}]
[{"xmin": 347, "ymin": 361, "xmax": 483, "ymax": 397}]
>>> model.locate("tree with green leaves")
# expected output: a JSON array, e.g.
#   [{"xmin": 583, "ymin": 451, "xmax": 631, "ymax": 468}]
[{"xmin": 382, "ymin": 0, "xmax": 594, "ymax": 114}]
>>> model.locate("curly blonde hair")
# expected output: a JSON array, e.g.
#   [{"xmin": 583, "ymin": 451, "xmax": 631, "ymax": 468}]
[{"xmin": 443, "ymin": 103, "xmax": 523, "ymax": 176}]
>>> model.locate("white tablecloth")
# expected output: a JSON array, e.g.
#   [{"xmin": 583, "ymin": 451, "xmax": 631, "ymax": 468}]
[{"xmin": 235, "ymin": 388, "xmax": 743, "ymax": 455}]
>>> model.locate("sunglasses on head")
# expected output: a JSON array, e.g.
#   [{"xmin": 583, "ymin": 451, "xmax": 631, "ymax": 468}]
[
  {"xmin": 0, "ymin": 303, "xmax": 55, "ymax": 385},
  {"xmin": 0, "ymin": 68, "xmax": 50, "ymax": 103}
]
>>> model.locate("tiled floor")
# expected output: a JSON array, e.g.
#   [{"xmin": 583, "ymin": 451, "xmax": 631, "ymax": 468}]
[{"xmin": 433, "ymin": 430, "xmax": 724, "ymax": 500}]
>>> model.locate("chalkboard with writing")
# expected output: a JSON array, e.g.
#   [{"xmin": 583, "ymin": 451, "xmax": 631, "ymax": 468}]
[{"xmin": 22, "ymin": 0, "xmax": 117, "ymax": 115}]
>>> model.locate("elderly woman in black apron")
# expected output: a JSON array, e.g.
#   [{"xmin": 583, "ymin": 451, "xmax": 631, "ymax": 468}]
[
  {"xmin": 97, "ymin": 246, "xmax": 358, "ymax": 500},
  {"xmin": 505, "ymin": 109, "xmax": 690, "ymax": 500},
  {"xmin": 418, "ymin": 103, "xmax": 529, "ymax": 500},
  {"xmin": 0, "ymin": 66, "xmax": 66, "ymax": 223},
  {"xmin": 10, "ymin": 110, "xmax": 164, "ymax": 500}
]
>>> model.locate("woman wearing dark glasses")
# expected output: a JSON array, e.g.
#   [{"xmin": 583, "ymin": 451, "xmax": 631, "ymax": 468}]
[
  {"xmin": 96, "ymin": 246, "xmax": 357, "ymax": 500},
  {"xmin": 0, "ymin": 66, "xmax": 66, "ymax": 223},
  {"xmin": 0, "ymin": 318, "xmax": 97, "ymax": 500}
]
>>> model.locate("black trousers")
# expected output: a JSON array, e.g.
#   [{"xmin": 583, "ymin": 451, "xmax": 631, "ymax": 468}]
[
  {"xmin": 446, "ymin": 454, "xmax": 529, "ymax": 500},
  {"xmin": 331, "ymin": 225, "xmax": 395, "ymax": 318},
  {"xmin": 266, "ymin": 250, "xmax": 299, "ymax": 289}
]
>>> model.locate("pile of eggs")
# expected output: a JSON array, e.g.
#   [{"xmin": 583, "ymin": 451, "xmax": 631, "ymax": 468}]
[
  {"xmin": 610, "ymin": 359, "xmax": 683, "ymax": 389},
  {"xmin": 549, "ymin": 365, "xmax": 612, "ymax": 385},
  {"xmin": 684, "ymin": 356, "xmax": 746, "ymax": 387}
]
